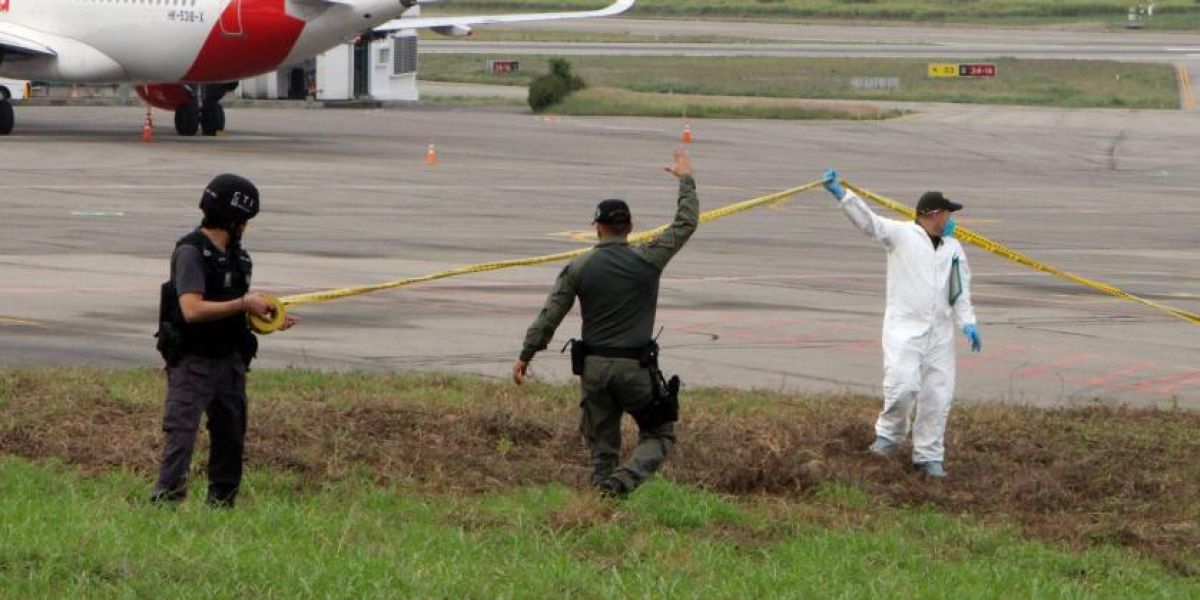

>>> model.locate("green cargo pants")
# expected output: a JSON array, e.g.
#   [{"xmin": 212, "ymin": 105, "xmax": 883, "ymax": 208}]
[{"xmin": 579, "ymin": 355, "xmax": 677, "ymax": 495}]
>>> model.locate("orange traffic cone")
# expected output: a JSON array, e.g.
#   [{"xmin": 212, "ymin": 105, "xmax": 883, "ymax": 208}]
[
  {"xmin": 681, "ymin": 121, "xmax": 693, "ymax": 144},
  {"xmin": 425, "ymin": 141, "xmax": 438, "ymax": 166},
  {"xmin": 141, "ymin": 109, "xmax": 154, "ymax": 143}
]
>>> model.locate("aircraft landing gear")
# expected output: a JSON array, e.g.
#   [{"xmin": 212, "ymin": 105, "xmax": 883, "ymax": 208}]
[
  {"xmin": 0, "ymin": 99, "xmax": 13, "ymax": 136},
  {"xmin": 200, "ymin": 102, "xmax": 225, "ymax": 137},
  {"xmin": 170, "ymin": 82, "xmax": 236, "ymax": 137},
  {"xmin": 174, "ymin": 102, "xmax": 199, "ymax": 136}
]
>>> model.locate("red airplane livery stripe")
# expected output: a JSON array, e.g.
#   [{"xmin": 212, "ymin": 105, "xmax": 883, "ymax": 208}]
[{"xmin": 183, "ymin": 0, "xmax": 305, "ymax": 82}]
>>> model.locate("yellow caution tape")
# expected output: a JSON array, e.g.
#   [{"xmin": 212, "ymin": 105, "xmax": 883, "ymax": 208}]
[
  {"xmin": 250, "ymin": 181, "xmax": 822, "ymax": 333},
  {"xmin": 845, "ymin": 182, "xmax": 1200, "ymax": 326},
  {"xmin": 248, "ymin": 177, "xmax": 1198, "ymax": 334},
  {"xmin": 247, "ymin": 295, "xmax": 286, "ymax": 335}
]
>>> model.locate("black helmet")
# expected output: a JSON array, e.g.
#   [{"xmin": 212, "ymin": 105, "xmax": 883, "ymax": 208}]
[{"xmin": 200, "ymin": 174, "xmax": 260, "ymax": 224}]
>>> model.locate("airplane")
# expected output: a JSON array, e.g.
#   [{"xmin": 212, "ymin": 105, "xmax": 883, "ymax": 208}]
[{"xmin": 0, "ymin": 0, "xmax": 635, "ymax": 136}]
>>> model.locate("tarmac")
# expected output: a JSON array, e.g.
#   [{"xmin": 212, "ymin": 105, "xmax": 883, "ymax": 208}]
[{"xmin": 1, "ymin": 102, "xmax": 1198, "ymax": 408}]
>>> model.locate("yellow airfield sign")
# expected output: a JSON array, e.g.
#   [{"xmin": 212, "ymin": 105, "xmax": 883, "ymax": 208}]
[{"xmin": 928, "ymin": 63, "xmax": 959, "ymax": 78}]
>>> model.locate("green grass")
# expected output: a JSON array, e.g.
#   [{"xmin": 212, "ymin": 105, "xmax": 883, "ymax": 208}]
[
  {"xmin": 2, "ymin": 367, "xmax": 1199, "ymax": 594},
  {"xmin": 425, "ymin": 0, "xmax": 1200, "ymax": 29},
  {"xmin": 419, "ymin": 55, "xmax": 1182, "ymax": 109},
  {"xmin": 549, "ymin": 87, "xmax": 910, "ymax": 119},
  {"xmin": 419, "ymin": 29, "xmax": 790, "ymax": 44},
  {"xmin": 3, "ymin": 458, "xmax": 1198, "ymax": 598}
]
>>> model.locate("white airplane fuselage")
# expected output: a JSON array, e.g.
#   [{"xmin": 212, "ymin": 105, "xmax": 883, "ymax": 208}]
[{"xmin": 0, "ymin": 0, "xmax": 410, "ymax": 84}]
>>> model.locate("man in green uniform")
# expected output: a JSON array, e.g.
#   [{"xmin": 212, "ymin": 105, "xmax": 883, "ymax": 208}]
[{"xmin": 513, "ymin": 148, "xmax": 699, "ymax": 498}]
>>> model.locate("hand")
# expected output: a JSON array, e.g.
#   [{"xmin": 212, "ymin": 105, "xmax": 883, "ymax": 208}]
[
  {"xmin": 279, "ymin": 313, "xmax": 300, "ymax": 332},
  {"xmin": 664, "ymin": 147, "xmax": 692, "ymax": 178},
  {"xmin": 823, "ymin": 169, "xmax": 846, "ymax": 199},
  {"xmin": 963, "ymin": 324, "xmax": 982, "ymax": 353},
  {"xmin": 241, "ymin": 292, "xmax": 272, "ymax": 319},
  {"xmin": 512, "ymin": 359, "xmax": 530, "ymax": 385}
]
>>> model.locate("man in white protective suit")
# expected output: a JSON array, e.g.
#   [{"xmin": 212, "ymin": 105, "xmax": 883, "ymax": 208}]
[{"xmin": 821, "ymin": 169, "xmax": 982, "ymax": 478}]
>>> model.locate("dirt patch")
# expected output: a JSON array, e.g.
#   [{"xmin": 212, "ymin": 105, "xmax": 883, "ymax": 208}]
[{"xmin": 1, "ymin": 370, "xmax": 1197, "ymax": 575}]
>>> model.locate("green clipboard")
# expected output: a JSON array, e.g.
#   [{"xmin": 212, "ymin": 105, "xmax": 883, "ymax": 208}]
[{"xmin": 948, "ymin": 257, "xmax": 963, "ymax": 305}]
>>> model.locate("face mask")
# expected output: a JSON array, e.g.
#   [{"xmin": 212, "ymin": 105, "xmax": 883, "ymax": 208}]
[{"xmin": 942, "ymin": 216, "xmax": 957, "ymax": 238}]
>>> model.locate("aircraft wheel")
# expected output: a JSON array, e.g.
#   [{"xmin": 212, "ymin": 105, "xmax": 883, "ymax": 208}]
[
  {"xmin": 0, "ymin": 100, "xmax": 14, "ymax": 136},
  {"xmin": 175, "ymin": 103, "xmax": 200, "ymax": 136},
  {"xmin": 200, "ymin": 103, "xmax": 225, "ymax": 137}
]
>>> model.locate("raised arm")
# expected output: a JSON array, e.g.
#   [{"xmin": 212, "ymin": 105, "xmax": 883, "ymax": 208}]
[
  {"xmin": 637, "ymin": 149, "xmax": 700, "ymax": 271},
  {"xmin": 823, "ymin": 169, "xmax": 904, "ymax": 250}
]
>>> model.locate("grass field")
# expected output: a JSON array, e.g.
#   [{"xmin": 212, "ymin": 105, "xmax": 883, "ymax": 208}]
[
  {"xmin": 419, "ymin": 55, "xmax": 1181, "ymax": 109},
  {"xmin": 4, "ymin": 460, "xmax": 1198, "ymax": 598},
  {"xmin": 419, "ymin": 29, "xmax": 789, "ymax": 44},
  {"xmin": 1, "ymin": 368, "xmax": 1199, "ymax": 597},
  {"xmin": 425, "ymin": 0, "xmax": 1200, "ymax": 29},
  {"xmin": 550, "ymin": 87, "xmax": 909, "ymax": 119}
]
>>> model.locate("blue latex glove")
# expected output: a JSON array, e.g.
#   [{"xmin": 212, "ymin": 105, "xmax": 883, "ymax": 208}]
[
  {"xmin": 942, "ymin": 216, "xmax": 957, "ymax": 238},
  {"xmin": 963, "ymin": 324, "xmax": 982, "ymax": 352},
  {"xmin": 822, "ymin": 169, "xmax": 846, "ymax": 200}
]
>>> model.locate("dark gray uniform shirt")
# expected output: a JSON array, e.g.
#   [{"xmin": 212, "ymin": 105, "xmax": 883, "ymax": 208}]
[
  {"xmin": 173, "ymin": 246, "xmax": 207, "ymax": 296},
  {"xmin": 521, "ymin": 176, "xmax": 700, "ymax": 361}
]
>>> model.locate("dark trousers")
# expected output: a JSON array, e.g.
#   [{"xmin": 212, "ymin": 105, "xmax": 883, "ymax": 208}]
[
  {"xmin": 153, "ymin": 353, "xmax": 247, "ymax": 507},
  {"xmin": 579, "ymin": 356, "xmax": 677, "ymax": 494}
]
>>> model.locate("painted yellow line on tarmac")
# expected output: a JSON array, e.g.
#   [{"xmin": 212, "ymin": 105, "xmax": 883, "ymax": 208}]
[
  {"xmin": 0, "ymin": 315, "xmax": 42, "ymax": 327},
  {"xmin": 1178, "ymin": 65, "xmax": 1196, "ymax": 111}
]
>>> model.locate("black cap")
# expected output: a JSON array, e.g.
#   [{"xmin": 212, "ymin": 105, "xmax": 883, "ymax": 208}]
[
  {"xmin": 200, "ymin": 174, "xmax": 260, "ymax": 224},
  {"xmin": 915, "ymin": 191, "xmax": 962, "ymax": 215},
  {"xmin": 593, "ymin": 199, "xmax": 631, "ymax": 224}
]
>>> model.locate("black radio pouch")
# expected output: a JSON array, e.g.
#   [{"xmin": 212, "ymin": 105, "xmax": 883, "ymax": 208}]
[{"xmin": 155, "ymin": 280, "xmax": 185, "ymax": 367}]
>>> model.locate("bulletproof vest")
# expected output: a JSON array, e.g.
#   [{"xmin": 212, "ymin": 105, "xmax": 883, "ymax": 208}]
[{"xmin": 172, "ymin": 230, "xmax": 252, "ymax": 357}]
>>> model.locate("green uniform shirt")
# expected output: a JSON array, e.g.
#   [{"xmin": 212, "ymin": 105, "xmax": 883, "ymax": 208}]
[{"xmin": 520, "ymin": 176, "xmax": 700, "ymax": 361}]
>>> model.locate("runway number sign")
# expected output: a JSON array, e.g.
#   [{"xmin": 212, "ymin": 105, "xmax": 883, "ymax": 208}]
[
  {"xmin": 958, "ymin": 63, "xmax": 997, "ymax": 77},
  {"xmin": 928, "ymin": 63, "xmax": 998, "ymax": 78}
]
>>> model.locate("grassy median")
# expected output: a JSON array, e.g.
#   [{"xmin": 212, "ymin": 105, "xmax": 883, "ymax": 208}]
[
  {"xmin": 1, "ymin": 368, "xmax": 1198, "ymax": 596},
  {"xmin": 420, "ymin": 55, "xmax": 1181, "ymax": 110},
  {"xmin": 427, "ymin": 0, "xmax": 1200, "ymax": 29}
]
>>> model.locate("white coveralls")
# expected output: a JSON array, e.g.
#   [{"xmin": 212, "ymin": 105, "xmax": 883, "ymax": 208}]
[{"xmin": 838, "ymin": 190, "xmax": 976, "ymax": 463}]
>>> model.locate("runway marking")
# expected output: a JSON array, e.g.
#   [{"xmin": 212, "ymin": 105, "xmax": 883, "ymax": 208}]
[
  {"xmin": 0, "ymin": 315, "xmax": 42, "ymax": 327},
  {"xmin": 1123, "ymin": 368, "xmax": 1200, "ymax": 396},
  {"xmin": 70, "ymin": 210, "xmax": 125, "ymax": 217},
  {"xmin": 1017, "ymin": 353, "xmax": 1097, "ymax": 379},
  {"xmin": 1178, "ymin": 65, "xmax": 1196, "ymax": 111},
  {"xmin": 547, "ymin": 230, "xmax": 596, "ymax": 243},
  {"xmin": 1080, "ymin": 361, "xmax": 1155, "ymax": 390}
]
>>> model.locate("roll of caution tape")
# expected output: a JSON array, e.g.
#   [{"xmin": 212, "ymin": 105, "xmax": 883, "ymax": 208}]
[
  {"xmin": 844, "ymin": 182, "xmax": 1200, "ymax": 326},
  {"xmin": 247, "ymin": 294, "xmax": 287, "ymax": 335},
  {"xmin": 277, "ymin": 181, "xmax": 821, "ymax": 307}
]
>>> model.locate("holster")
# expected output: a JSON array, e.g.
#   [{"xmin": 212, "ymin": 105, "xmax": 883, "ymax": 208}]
[
  {"xmin": 239, "ymin": 331, "xmax": 259, "ymax": 370},
  {"xmin": 563, "ymin": 339, "xmax": 589, "ymax": 376},
  {"xmin": 155, "ymin": 320, "xmax": 184, "ymax": 367},
  {"xmin": 631, "ymin": 342, "xmax": 682, "ymax": 430}
]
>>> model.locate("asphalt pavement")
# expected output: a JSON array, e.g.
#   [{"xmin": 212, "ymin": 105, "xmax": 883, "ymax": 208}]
[{"xmin": 1, "ymin": 102, "xmax": 1198, "ymax": 408}]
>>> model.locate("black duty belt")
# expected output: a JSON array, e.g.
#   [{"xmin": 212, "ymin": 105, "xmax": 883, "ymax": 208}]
[{"xmin": 587, "ymin": 346, "xmax": 645, "ymax": 360}]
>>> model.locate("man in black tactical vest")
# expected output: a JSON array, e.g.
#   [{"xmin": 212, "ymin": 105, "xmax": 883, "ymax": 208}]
[
  {"xmin": 151, "ymin": 174, "xmax": 298, "ymax": 508},
  {"xmin": 513, "ymin": 148, "xmax": 699, "ymax": 499}
]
